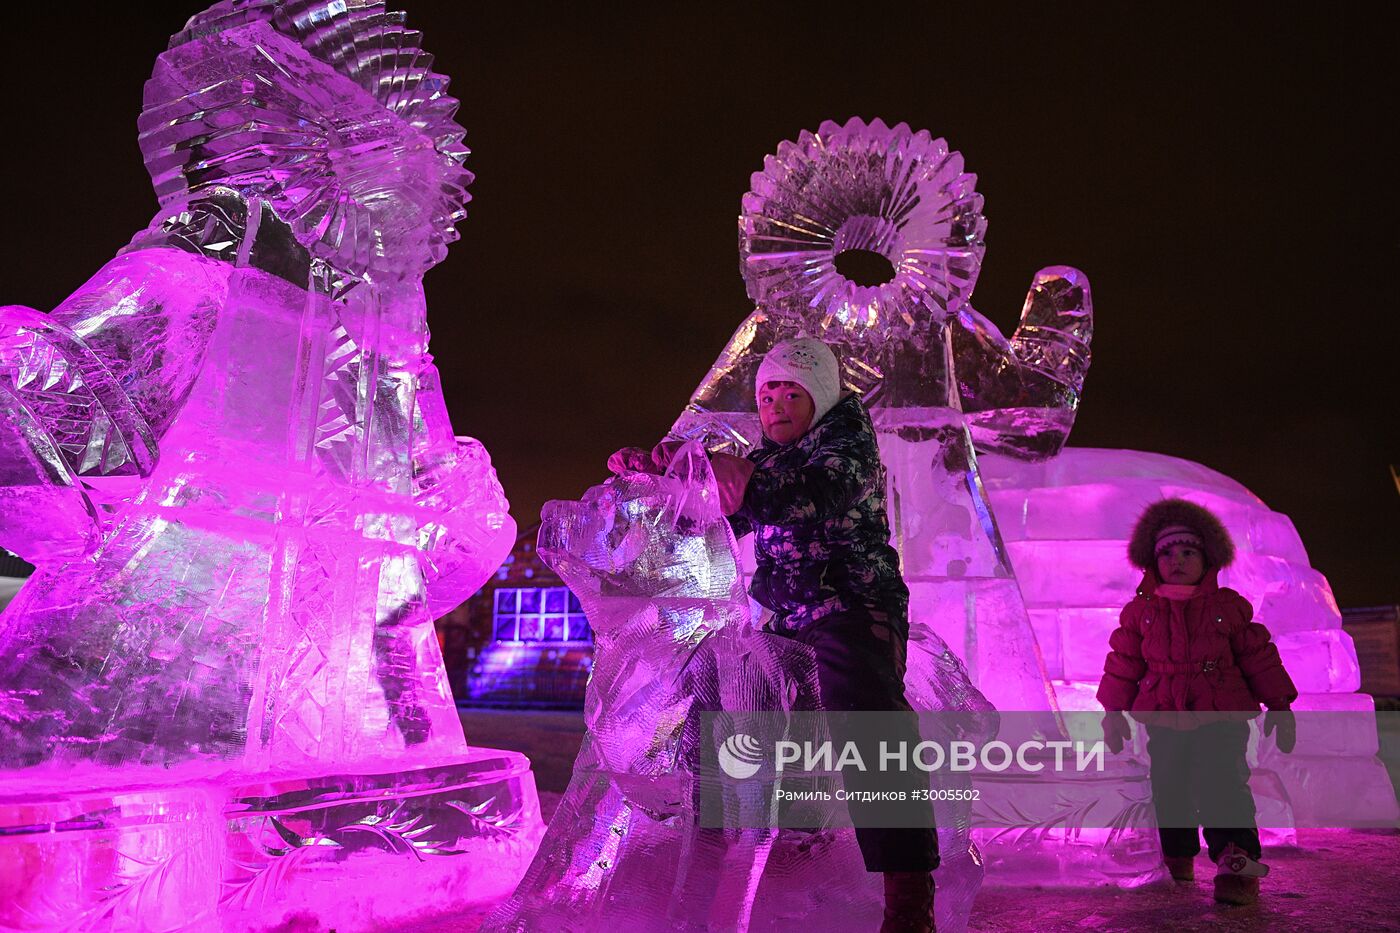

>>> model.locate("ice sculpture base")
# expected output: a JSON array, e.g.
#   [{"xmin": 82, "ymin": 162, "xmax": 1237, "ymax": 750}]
[
  {"xmin": 969, "ymin": 762, "xmax": 1161, "ymax": 888},
  {"xmin": 969, "ymin": 760, "xmax": 1298, "ymax": 888},
  {"xmin": 0, "ymin": 749, "xmax": 543, "ymax": 931}
]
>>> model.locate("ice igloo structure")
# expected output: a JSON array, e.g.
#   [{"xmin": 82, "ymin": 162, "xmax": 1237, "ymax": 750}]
[
  {"xmin": 0, "ymin": 2, "xmax": 542, "ymax": 929},
  {"xmin": 979, "ymin": 447, "xmax": 1399, "ymax": 830}
]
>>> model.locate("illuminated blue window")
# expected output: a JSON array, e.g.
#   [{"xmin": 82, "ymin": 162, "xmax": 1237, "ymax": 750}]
[{"xmin": 492, "ymin": 587, "xmax": 591, "ymax": 643}]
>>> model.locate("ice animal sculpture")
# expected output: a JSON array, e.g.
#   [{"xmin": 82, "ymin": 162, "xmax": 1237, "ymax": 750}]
[
  {"xmin": 486, "ymin": 446, "xmax": 997, "ymax": 933},
  {"xmin": 0, "ymin": 3, "xmax": 542, "ymax": 929},
  {"xmin": 0, "ymin": 0, "xmax": 505, "ymax": 776},
  {"xmin": 672, "ymin": 118, "xmax": 1164, "ymax": 889},
  {"xmin": 673, "ymin": 117, "xmax": 1092, "ymax": 717}
]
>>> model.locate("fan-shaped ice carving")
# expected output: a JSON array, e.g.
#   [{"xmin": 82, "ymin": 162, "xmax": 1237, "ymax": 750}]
[{"xmin": 144, "ymin": 0, "xmax": 471, "ymax": 276}]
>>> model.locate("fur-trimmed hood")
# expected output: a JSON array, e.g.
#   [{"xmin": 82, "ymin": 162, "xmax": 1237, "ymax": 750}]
[{"xmin": 1128, "ymin": 498, "xmax": 1236, "ymax": 572}]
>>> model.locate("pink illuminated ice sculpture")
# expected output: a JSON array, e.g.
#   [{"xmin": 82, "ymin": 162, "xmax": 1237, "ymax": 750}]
[
  {"xmin": 0, "ymin": 3, "xmax": 542, "ymax": 929},
  {"xmin": 678, "ymin": 117, "xmax": 1395, "ymax": 890}
]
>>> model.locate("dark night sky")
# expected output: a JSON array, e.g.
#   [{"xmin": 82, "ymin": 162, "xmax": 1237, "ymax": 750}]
[{"xmin": 2, "ymin": 5, "xmax": 1395, "ymax": 605}]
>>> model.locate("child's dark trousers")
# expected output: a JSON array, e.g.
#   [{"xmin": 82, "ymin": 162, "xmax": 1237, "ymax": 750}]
[
  {"xmin": 1146, "ymin": 720, "xmax": 1262, "ymax": 861},
  {"xmin": 775, "ymin": 607, "xmax": 939, "ymax": 873}
]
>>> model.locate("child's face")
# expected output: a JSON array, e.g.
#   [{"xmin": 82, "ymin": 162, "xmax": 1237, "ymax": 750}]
[
  {"xmin": 758, "ymin": 380, "xmax": 815, "ymax": 445},
  {"xmin": 1156, "ymin": 544, "xmax": 1206, "ymax": 586}
]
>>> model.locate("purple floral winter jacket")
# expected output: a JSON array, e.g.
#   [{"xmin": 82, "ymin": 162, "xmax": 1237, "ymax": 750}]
[{"xmin": 729, "ymin": 394, "xmax": 908, "ymax": 633}]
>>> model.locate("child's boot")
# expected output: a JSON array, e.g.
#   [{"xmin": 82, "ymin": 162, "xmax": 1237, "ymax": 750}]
[
  {"xmin": 881, "ymin": 871, "xmax": 935, "ymax": 933},
  {"xmin": 1164, "ymin": 855, "xmax": 1194, "ymax": 882},
  {"xmin": 1213, "ymin": 843, "xmax": 1267, "ymax": 905}
]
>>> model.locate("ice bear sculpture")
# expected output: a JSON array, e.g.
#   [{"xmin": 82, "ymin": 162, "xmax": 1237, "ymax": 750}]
[{"xmin": 488, "ymin": 439, "xmax": 996, "ymax": 931}]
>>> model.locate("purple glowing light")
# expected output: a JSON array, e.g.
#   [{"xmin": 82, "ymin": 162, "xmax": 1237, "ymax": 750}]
[{"xmin": 0, "ymin": 3, "xmax": 538, "ymax": 927}]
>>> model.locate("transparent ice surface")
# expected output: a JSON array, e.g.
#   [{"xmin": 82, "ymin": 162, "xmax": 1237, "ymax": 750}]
[
  {"xmin": 678, "ymin": 117, "xmax": 1091, "ymax": 463},
  {"xmin": 980, "ymin": 447, "xmax": 1399, "ymax": 829},
  {"xmin": 488, "ymin": 447, "xmax": 995, "ymax": 932},
  {"xmin": 953, "ymin": 269, "xmax": 1093, "ymax": 460},
  {"xmin": 0, "ymin": 0, "xmax": 510, "ymax": 782},
  {"xmin": 673, "ymin": 118, "xmax": 1077, "ymax": 718}
]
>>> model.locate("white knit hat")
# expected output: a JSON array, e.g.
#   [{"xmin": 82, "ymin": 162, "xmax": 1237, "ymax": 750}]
[{"xmin": 755, "ymin": 338, "xmax": 842, "ymax": 428}]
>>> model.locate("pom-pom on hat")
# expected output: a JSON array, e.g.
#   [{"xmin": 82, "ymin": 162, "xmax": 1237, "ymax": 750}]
[
  {"xmin": 1128, "ymin": 498, "xmax": 1236, "ymax": 572},
  {"xmin": 756, "ymin": 338, "xmax": 842, "ymax": 428}
]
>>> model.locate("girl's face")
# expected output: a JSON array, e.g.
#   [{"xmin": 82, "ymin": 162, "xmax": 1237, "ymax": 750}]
[
  {"xmin": 1157, "ymin": 544, "xmax": 1206, "ymax": 586},
  {"xmin": 758, "ymin": 380, "xmax": 815, "ymax": 445}
]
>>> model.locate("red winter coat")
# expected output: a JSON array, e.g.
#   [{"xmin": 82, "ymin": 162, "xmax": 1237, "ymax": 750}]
[{"xmin": 1096, "ymin": 570, "xmax": 1297, "ymax": 719}]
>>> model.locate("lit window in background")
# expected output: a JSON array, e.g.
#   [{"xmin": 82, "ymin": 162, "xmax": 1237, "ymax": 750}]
[{"xmin": 492, "ymin": 587, "xmax": 592, "ymax": 643}]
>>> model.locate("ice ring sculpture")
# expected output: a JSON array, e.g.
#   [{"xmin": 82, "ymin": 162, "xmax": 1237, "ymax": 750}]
[{"xmin": 740, "ymin": 120, "xmax": 983, "ymax": 345}]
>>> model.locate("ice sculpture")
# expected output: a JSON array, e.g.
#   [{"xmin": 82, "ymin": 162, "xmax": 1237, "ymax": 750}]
[
  {"xmin": 669, "ymin": 118, "xmax": 1164, "ymax": 889},
  {"xmin": 674, "ymin": 117, "xmax": 1091, "ymax": 716},
  {"xmin": 0, "ymin": 3, "xmax": 541, "ymax": 928},
  {"xmin": 666, "ymin": 117, "xmax": 1391, "ymax": 889},
  {"xmin": 487, "ymin": 445, "xmax": 996, "ymax": 932},
  {"xmin": 0, "ymin": 0, "xmax": 498, "ymax": 776},
  {"xmin": 980, "ymin": 447, "xmax": 1400, "ymax": 828}
]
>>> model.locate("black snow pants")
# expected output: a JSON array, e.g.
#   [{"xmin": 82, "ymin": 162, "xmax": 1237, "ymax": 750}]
[
  {"xmin": 775, "ymin": 607, "xmax": 939, "ymax": 873},
  {"xmin": 1146, "ymin": 721, "xmax": 1262, "ymax": 861}
]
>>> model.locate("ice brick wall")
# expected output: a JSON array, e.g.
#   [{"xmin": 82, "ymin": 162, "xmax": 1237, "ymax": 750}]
[{"xmin": 980, "ymin": 447, "xmax": 1394, "ymax": 824}]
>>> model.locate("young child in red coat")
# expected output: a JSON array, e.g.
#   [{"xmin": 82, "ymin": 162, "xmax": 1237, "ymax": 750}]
[{"xmin": 1097, "ymin": 498, "xmax": 1297, "ymax": 905}]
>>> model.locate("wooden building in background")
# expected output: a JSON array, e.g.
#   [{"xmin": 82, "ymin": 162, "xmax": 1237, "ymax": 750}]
[{"xmin": 1342, "ymin": 605, "xmax": 1400, "ymax": 698}]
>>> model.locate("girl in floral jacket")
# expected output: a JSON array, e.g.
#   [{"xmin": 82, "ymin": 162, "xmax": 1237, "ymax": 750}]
[
  {"xmin": 1098, "ymin": 498, "xmax": 1297, "ymax": 905},
  {"xmin": 722, "ymin": 372, "xmax": 907, "ymax": 635},
  {"xmin": 614, "ymin": 338, "xmax": 936, "ymax": 930},
  {"xmin": 710, "ymin": 338, "xmax": 935, "ymax": 933}
]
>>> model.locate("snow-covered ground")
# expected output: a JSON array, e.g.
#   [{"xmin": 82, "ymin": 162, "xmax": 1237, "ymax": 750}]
[{"xmin": 447, "ymin": 709, "xmax": 1400, "ymax": 932}]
